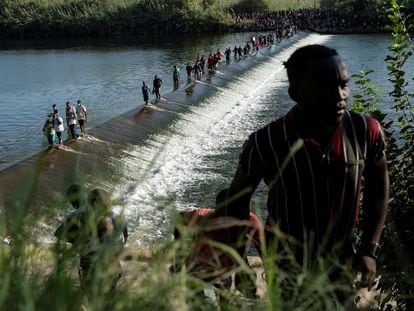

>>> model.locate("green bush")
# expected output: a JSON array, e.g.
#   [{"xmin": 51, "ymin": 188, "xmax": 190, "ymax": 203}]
[{"xmin": 351, "ymin": 1, "xmax": 414, "ymax": 308}]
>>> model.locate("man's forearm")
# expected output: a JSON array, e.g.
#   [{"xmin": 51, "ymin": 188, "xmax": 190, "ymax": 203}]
[{"xmin": 361, "ymin": 157, "xmax": 389, "ymax": 249}]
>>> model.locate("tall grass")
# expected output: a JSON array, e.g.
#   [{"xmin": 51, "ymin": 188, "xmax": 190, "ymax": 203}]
[{"xmin": 0, "ymin": 207, "xmax": 351, "ymax": 310}]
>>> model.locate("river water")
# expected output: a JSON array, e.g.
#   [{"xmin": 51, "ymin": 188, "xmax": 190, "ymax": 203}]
[{"xmin": 0, "ymin": 32, "xmax": 412, "ymax": 246}]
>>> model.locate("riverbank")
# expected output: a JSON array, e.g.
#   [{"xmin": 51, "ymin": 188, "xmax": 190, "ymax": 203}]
[
  {"xmin": 0, "ymin": 0, "xmax": 234, "ymax": 39},
  {"xmin": 0, "ymin": 1, "xmax": 400, "ymax": 40}
]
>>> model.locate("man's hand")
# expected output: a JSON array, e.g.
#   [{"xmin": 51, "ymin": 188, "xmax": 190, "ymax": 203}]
[{"xmin": 355, "ymin": 255, "xmax": 377, "ymax": 288}]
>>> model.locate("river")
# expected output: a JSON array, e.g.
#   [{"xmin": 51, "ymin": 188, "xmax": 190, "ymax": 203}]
[{"xmin": 0, "ymin": 31, "xmax": 412, "ymax": 247}]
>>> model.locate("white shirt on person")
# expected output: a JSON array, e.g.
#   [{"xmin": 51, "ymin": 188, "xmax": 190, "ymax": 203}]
[
  {"xmin": 54, "ymin": 116, "xmax": 65, "ymax": 132},
  {"xmin": 66, "ymin": 107, "xmax": 77, "ymax": 125},
  {"xmin": 76, "ymin": 104, "xmax": 87, "ymax": 120}
]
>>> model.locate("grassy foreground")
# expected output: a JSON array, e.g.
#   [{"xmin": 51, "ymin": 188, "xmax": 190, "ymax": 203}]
[{"xmin": 0, "ymin": 225, "xmax": 358, "ymax": 310}]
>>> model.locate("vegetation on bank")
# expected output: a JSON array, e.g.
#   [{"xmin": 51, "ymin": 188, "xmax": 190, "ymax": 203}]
[
  {"xmin": 351, "ymin": 0, "xmax": 414, "ymax": 308},
  {"xmin": 0, "ymin": 0, "xmax": 233, "ymax": 39},
  {"xmin": 1, "ymin": 0, "xmax": 413, "ymax": 39},
  {"xmin": 0, "ymin": 0, "xmax": 317, "ymax": 39},
  {"xmin": 0, "ymin": 0, "xmax": 314, "ymax": 39}
]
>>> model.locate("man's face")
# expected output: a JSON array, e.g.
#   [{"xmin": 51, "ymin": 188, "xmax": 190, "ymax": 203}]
[{"xmin": 293, "ymin": 56, "xmax": 350, "ymax": 127}]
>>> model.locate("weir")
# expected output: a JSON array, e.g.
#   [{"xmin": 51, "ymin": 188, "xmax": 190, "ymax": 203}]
[{"xmin": 0, "ymin": 32, "xmax": 330, "ymax": 246}]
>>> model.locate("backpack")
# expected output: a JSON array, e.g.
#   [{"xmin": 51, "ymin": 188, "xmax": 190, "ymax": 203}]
[{"xmin": 154, "ymin": 78, "xmax": 162, "ymax": 88}]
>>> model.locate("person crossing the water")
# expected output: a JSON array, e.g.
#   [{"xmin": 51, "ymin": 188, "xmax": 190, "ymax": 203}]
[
  {"xmin": 141, "ymin": 81, "xmax": 151, "ymax": 106},
  {"xmin": 52, "ymin": 103, "xmax": 58, "ymax": 115},
  {"xmin": 186, "ymin": 62, "xmax": 193, "ymax": 81},
  {"xmin": 225, "ymin": 47, "xmax": 231, "ymax": 62},
  {"xmin": 153, "ymin": 75, "xmax": 162, "ymax": 100},
  {"xmin": 173, "ymin": 65, "xmax": 180, "ymax": 89},
  {"xmin": 76, "ymin": 100, "xmax": 87, "ymax": 135},
  {"xmin": 216, "ymin": 48, "xmax": 223, "ymax": 62},
  {"xmin": 42, "ymin": 113, "xmax": 56, "ymax": 147},
  {"xmin": 53, "ymin": 112, "xmax": 65, "ymax": 145},
  {"xmin": 65, "ymin": 101, "xmax": 79, "ymax": 139}
]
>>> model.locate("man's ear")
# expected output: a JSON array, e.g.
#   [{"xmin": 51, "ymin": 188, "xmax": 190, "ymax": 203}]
[{"xmin": 288, "ymin": 86, "xmax": 299, "ymax": 102}]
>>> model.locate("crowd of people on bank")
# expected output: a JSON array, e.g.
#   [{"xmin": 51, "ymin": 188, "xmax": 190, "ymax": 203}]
[
  {"xmin": 42, "ymin": 100, "xmax": 87, "ymax": 147},
  {"xmin": 234, "ymin": 8, "xmax": 387, "ymax": 33}
]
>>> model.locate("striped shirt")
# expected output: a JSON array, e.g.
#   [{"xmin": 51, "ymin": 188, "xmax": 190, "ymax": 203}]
[{"xmin": 238, "ymin": 105, "xmax": 385, "ymax": 259}]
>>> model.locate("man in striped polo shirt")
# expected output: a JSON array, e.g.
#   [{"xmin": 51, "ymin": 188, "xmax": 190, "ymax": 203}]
[{"xmin": 219, "ymin": 45, "xmax": 389, "ymax": 297}]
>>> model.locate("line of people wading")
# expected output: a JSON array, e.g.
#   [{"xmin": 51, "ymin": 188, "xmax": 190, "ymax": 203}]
[{"xmin": 140, "ymin": 30, "xmax": 295, "ymax": 106}]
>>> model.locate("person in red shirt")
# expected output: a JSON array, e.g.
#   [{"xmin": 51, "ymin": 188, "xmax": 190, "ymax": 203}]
[
  {"xmin": 173, "ymin": 189, "xmax": 263, "ymax": 296},
  {"xmin": 217, "ymin": 45, "xmax": 389, "ymax": 302}
]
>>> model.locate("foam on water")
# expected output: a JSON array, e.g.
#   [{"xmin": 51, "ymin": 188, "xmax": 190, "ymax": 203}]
[{"xmin": 112, "ymin": 33, "xmax": 332, "ymax": 246}]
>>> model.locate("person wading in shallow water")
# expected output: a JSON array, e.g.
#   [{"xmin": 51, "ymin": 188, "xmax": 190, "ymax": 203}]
[
  {"xmin": 65, "ymin": 101, "xmax": 79, "ymax": 139},
  {"xmin": 53, "ymin": 112, "xmax": 65, "ymax": 145},
  {"xmin": 173, "ymin": 65, "xmax": 180, "ymax": 90},
  {"xmin": 43, "ymin": 113, "xmax": 56, "ymax": 147},
  {"xmin": 153, "ymin": 75, "xmax": 162, "ymax": 100},
  {"xmin": 141, "ymin": 81, "xmax": 151, "ymax": 106},
  {"xmin": 186, "ymin": 62, "xmax": 193, "ymax": 82},
  {"xmin": 215, "ymin": 44, "xmax": 389, "ymax": 306},
  {"xmin": 76, "ymin": 100, "xmax": 87, "ymax": 135}
]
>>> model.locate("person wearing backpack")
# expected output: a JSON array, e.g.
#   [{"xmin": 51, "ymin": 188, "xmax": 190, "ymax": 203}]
[
  {"xmin": 153, "ymin": 75, "xmax": 162, "ymax": 100},
  {"xmin": 43, "ymin": 113, "xmax": 56, "ymax": 147}
]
